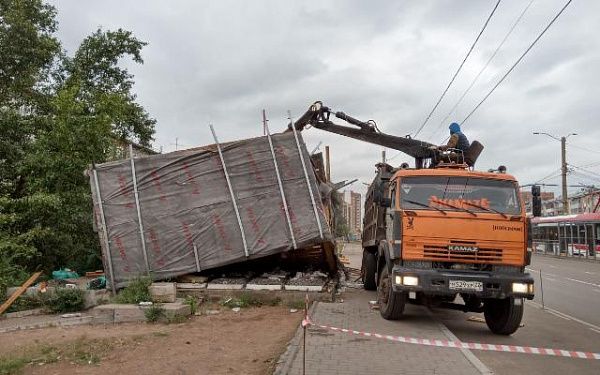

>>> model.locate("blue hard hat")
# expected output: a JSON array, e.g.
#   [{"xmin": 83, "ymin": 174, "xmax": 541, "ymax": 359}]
[{"xmin": 449, "ymin": 122, "xmax": 461, "ymax": 134}]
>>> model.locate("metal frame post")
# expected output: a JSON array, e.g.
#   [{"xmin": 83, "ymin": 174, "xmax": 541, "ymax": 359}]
[
  {"xmin": 192, "ymin": 244, "xmax": 201, "ymax": 272},
  {"xmin": 92, "ymin": 169, "xmax": 117, "ymax": 294},
  {"xmin": 289, "ymin": 111, "xmax": 324, "ymax": 239},
  {"xmin": 264, "ymin": 112, "xmax": 297, "ymax": 249},
  {"xmin": 129, "ymin": 145, "xmax": 151, "ymax": 274},
  {"xmin": 209, "ymin": 125, "xmax": 250, "ymax": 257}
]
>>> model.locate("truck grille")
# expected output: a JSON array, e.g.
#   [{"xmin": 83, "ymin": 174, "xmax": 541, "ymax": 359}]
[{"xmin": 423, "ymin": 245, "xmax": 503, "ymax": 262}]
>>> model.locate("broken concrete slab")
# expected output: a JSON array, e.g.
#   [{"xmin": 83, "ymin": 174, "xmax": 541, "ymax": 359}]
[
  {"xmin": 245, "ymin": 283, "xmax": 282, "ymax": 291},
  {"xmin": 149, "ymin": 282, "xmax": 177, "ymax": 303},
  {"xmin": 284, "ymin": 284, "xmax": 326, "ymax": 292},
  {"xmin": 177, "ymin": 282, "xmax": 207, "ymax": 290}
]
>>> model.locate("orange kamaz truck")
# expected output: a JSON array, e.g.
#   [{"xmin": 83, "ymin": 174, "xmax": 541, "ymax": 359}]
[
  {"xmin": 362, "ymin": 163, "xmax": 534, "ymax": 335},
  {"xmin": 293, "ymin": 101, "xmax": 534, "ymax": 335}
]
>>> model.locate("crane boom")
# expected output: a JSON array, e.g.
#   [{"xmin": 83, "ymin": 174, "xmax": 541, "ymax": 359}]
[{"xmin": 290, "ymin": 102, "xmax": 436, "ymax": 167}]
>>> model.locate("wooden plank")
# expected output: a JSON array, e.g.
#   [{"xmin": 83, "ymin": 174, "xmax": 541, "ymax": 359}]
[{"xmin": 0, "ymin": 271, "xmax": 42, "ymax": 315}]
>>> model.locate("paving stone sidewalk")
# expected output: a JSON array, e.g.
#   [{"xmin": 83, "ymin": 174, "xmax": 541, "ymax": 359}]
[{"xmin": 279, "ymin": 290, "xmax": 483, "ymax": 375}]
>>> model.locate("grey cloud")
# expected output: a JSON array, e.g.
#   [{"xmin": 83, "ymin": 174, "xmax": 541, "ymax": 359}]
[{"xmin": 48, "ymin": 0, "xmax": 600, "ymax": 196}]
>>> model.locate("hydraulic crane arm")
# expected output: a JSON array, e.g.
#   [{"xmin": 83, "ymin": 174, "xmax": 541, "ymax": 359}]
[{"xmin": 290, "ymin": 101, "xmax": 436, "ymax": 167}]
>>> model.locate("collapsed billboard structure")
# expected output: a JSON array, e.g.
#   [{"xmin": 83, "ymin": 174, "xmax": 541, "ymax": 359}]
[{"xmin": 90, "ymin": 129, "xmax": 333, "ymax": 291}]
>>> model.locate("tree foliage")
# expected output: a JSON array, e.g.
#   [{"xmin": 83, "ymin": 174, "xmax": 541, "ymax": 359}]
[{"xmin": 0, "ymin": 0, "xmax": 156, "ymax": 293}]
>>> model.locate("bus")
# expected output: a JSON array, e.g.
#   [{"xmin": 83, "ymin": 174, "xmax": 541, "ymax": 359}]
[{"xmin": 531, "ymin": 213, "xmax": 600, "ymax": 259}]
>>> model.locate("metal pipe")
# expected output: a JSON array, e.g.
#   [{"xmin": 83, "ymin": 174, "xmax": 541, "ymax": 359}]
[
  {"xmin": 289, "ymin": 110, "xmax": 324, "ymax": 239},
  {"xmin": 92, "ymin": 169, "xmax": 117, "ymax": 294},
  {"xmin": 209, "ymin": 125, "xmax": 250, "ymax": 257},
  {"xmin": 264, "ymin": 115, "xmax": 297, "ymax": 249},
  {"xmin": 192, "ymin": 244, "xmax": 201, "ymax": 272},
  {"xmin": 129, "ymin": 145, "xmax": 151, "ymax": 274}
]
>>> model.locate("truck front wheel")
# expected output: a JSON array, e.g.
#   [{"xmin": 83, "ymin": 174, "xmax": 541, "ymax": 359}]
[
  {"xmin": 362, "ymin": 251, "xmax": 377, "ymax": 291},
  {"xmin": 484, "ymin": 297, "xmax": 524, "ymax": 335},
  {"xmin": 378, "ymin": 267, "xmax": 406, "ymax": 320}
]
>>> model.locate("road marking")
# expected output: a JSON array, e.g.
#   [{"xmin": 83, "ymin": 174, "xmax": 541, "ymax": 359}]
[
  {"xmin": 526, "ymin": 267, "xmax": 556, "ymax": 277},
  {"xmin": 548, "ymin": 310, "xmax": 571, "ymax": 321},
  {"xmin": 585, "ymin": 272, "xmax": 597, "ymax": 275},
  {"xmin": 545, "ymin": 277, "xmax": 556, "ymax": 282},
  {"xmin": 566, "ymin": 278, "xmax": 600, "ymax": 288},
  {"xmin": 527, "ymin": 301, "xmax": 600, "ymax": 332},
  {"xmin": 427, "ymin": 309, "xmax": 493, "ymax": 375},
  {"xmin": 590, "ymin": 328, "xmax": 600, "ymax": 335}
]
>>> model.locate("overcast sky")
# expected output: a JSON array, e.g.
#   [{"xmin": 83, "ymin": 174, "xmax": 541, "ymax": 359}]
[{"xmin": 50, "ymin": 0, "xmax": 600, "ymax": 198}]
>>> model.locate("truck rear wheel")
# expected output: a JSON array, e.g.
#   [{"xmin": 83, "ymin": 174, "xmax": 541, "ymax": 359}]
[
  {"xmin": 362, "ymin": 251, "xmax": 377, "ymax": 290},
  {"xmin": 484, "ymin": 297, "xmax": 524, "ymax": 335},
  {"xmin": 378, "ymin": 267, "xmax": 406, "ymax": 320}
]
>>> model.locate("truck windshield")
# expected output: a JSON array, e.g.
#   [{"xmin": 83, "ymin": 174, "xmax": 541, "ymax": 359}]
[{"xmin": 400, "ymin": 176, "xmax": 521, "ymax": 215}]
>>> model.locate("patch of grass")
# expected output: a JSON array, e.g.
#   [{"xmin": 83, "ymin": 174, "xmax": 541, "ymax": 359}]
[
  {"xmin": 183, "ymin": 295, "xmax": 199, "ymax": 315},
  {"xmin": 286, "ymin": 299, "xmax": 306, "ymax": 310},
  {"xmin": 144, "ymin": 305, "xmax": 166, "ymax": 323},
  {"xmin": 115, "ymin": 277, "xmax": 152, "ymax": 304},
  {"xmin": 0, "ymin": 357, "xmax": 27, "ymax": 375},
  {"xmin": 0, "ymin": 334, "xmax": 151, "ymax": 373},
  {"xmin": 166, "ymin": 314, "xmax": 187, "ymax": 324},
  {"xmin": 44, "ymin": 288, "xmax": 85, "ymax": 313},
  {"xmin": 238, "ymin": 293, "xmax": 263, "ymax": 308},
  {"xmin": 268, "ymin": 297, "xmax": 282, "ymax": 306},
  {"xmin": 5, "ymin": 294, "xmax": 44, "ymax": 313}
]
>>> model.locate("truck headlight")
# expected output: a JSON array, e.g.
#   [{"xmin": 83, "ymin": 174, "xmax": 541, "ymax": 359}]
[
  {"xmin": 402, "ymin": 276, "xmax": 419, "ymax": 286},
  {"xmin": 512, "ymin": 282, "xmax": 529, "ymax": 294}
]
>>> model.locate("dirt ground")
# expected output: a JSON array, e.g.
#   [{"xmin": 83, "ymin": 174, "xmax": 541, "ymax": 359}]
[{"xmin": 0, "ymin": 306, "xmax": 302, "ymax": 375}]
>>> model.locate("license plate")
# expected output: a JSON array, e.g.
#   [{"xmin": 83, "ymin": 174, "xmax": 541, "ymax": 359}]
[{"xmin": 449, "ymin": 280, "xmax": 483, "ymax": 292}]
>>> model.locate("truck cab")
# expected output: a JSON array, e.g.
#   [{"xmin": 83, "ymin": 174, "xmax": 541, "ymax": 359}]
[{"xmin": 362, "ymin": 165, "xmax": 534, "ymax": 335}]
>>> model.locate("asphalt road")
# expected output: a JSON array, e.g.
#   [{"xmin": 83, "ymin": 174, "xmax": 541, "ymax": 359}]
[
  {"xmin": 342, "ymin": 242, "xmax": 600, "ymax": 374},
  {"xmin": 527, "ymin": 254, "xmax": 600, "ymax": 327}
]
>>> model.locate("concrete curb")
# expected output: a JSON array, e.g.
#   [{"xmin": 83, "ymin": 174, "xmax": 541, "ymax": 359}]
[
  {"xmin": 0, "ymin": 315, "xmax": 94, "ymax": 334},
  {"xmin": 273, "ymin": 301, "xmax": 318, "ymax": 375}
]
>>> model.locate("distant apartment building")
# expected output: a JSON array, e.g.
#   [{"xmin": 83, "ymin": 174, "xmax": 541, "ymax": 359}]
[
  {"xmin": 521, "ymin": 191, "xmax": 555, "ymax": 216},
  {"xmin": 522, "ymin": 188, "xmax": 600, "ymax": 216},
  {"xmin": 341, "ymin": 190, "xmax": 362, "ymax": 238}
]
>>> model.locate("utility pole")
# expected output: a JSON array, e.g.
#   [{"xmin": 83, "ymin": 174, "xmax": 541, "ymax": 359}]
[
  {"xmin": 533, "ymin": 132, "xmax": 577, "ymax": 215},
  {"xmin": 560, "ymin": 136, "xmax": 568, "ymax": 215},
  {"xmin": 382, "ymin": 149, "xmax": 386, "ymax": 164}
]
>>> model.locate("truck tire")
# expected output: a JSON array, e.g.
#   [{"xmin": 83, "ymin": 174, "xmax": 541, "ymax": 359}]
[
  {"xmin": 378, "ymin": 266, "xmax": 406, "ymax": 320},
  {"xmin": 362, "ymin": 251, "xmax": 377, "ymax": 291},
  {"xmin": 484, "ymin": 297, "xmax": 524, "ymax": 335}
]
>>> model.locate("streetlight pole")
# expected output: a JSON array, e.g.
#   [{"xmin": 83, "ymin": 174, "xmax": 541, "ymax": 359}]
[
  {"xmin": 560, "ymin": 136, "xmax": 568, "ymax": 215},
  {"xmin": 533, "ymin": 132, "xmax": 577, "ymax": 215}
]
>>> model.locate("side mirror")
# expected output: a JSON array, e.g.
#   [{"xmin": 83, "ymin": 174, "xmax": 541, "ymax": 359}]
[{"xmin": 381, "ymin": 197, "xmax": 392, "ymax": 208}]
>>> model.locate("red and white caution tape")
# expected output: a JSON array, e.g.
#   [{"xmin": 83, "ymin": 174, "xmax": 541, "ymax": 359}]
[{"xmin": 301, "ymin": 317, "xmax": 600, "ymax": 360}]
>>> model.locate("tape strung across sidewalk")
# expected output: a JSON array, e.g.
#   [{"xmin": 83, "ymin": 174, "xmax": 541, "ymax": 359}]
[{"xmin": 301, "ymin": 318, "xmax": 600, "ymax": 360}]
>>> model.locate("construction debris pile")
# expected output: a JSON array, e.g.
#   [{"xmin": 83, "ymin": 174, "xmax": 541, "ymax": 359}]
[{"xmin": 90, "ymin": 131, "xmax": 337, "ymax": 290}]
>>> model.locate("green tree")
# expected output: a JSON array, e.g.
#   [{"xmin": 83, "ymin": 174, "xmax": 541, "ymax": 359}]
[{"xmin": 0, "ymin": 0, "xmax": 156, "ymax": 294}]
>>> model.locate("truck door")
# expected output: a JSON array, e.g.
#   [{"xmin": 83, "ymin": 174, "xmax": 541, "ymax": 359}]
[{"xmin": 385, "ymin": 179, "xmax": 401, "ymax": 259}]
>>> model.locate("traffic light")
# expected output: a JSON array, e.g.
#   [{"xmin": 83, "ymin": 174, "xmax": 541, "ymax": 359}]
[{"xmin": 531, "ymin": 185, "xmax": 542, "ymax": 217}]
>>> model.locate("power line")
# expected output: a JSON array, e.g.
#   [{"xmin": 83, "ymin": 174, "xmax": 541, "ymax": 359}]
[
  {"xmin": 570, "ymin": 164, "xmax": 600, "ymax": 179},
  {"xmin": 413, "ymin": 0, "xmax": 501, "ymax": 138},
  {"xmin": 428, "ymin": 0, "xmax": 534, "ymax": 140},
  {"xmin": 566, "ymin": 142, "xmax": 600, "ymax": 155},
  {"xmin": 578, "ymin": 160, "xmax": 600, "ymax": 168},
  {"xmin": 461, "ymin": 0, "xmax": 574, "ymax": 125},
  {"xmin": 535, "ymin": 168, "xmax": 562, "ymax": 184}
]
